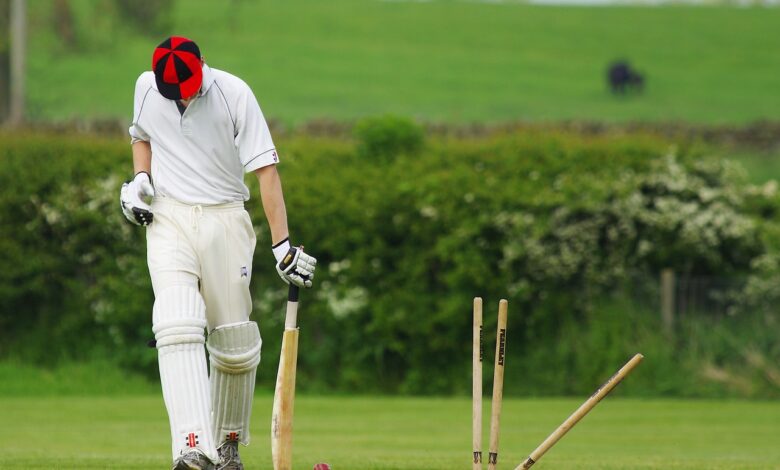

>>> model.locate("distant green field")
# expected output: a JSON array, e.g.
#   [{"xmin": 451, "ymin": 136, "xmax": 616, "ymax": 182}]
[
  {"xmin": 730, "ymin": 150, "xmax": 780, "ymax": 184},
  {"xmin": 1, "ymin": 395, "xmax": 778, "ymax": 469},
  {"xmin": 30, "ymin": 1, "xmax": 780, "ymax": 124}
]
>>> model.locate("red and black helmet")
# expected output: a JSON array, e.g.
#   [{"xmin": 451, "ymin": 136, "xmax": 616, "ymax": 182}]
[{"xmin": 152, "ymin": 36, "xmax": 202, "ymax": 100}]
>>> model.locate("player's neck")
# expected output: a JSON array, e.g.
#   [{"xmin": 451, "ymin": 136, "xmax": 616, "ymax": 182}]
[{"xmin": 179, "ymin": 88, "xmax": 202, "ymax": 108}]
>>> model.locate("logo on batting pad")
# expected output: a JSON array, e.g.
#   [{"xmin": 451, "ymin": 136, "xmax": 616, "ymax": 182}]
[{"xmin": 185, "ymin": 432, "xmax": 199, "ymax": 448}]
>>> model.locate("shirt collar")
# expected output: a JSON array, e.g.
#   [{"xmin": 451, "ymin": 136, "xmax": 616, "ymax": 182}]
[{"xmin": 199, "ymin": 64, "xmax": 215, "ymax": 96}]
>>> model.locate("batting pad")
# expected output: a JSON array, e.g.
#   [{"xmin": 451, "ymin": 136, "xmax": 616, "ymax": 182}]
[
  {"xmin": 207, "ymin": 321, "xmax": 262, "ymax": 446},
  {"xmin": 153, "ymin": 285, "xmax": 218, "ymax": 463}
]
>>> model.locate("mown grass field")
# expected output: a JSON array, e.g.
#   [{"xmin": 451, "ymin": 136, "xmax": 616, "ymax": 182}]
[
  {"xmin": 30, "ymin": 1, "xmax": 780, "ymax": 124},
  {"xmin": 0, "ymin": 395, "xmax": 778, "ymax": 469},
  {"xmin": 0, "ymin": 395, "xmax": 780, "ymax": 470}
]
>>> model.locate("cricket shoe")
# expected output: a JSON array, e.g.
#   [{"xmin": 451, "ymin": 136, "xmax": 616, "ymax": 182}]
[
  {"xmin": 173, "ymin": 449, "xmax": 216, "ymax": 470},
  {"xmin": 216, "ymin": 440, "xmax": 243, "ymax": 470}
]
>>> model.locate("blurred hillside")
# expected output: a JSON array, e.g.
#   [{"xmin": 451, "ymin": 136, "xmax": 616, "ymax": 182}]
[{"xmin": 23, "ymin": 0, "xmax": 780, "ymax": 124}]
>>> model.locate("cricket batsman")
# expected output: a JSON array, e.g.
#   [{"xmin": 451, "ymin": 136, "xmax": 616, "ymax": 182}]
[{"xmin": 120, "ymin": 36, "xmax": 316, "ymax": 470}]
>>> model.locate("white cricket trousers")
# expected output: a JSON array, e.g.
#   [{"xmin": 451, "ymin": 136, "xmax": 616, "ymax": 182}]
[
  {"xmin": 146, "ymin": 196, "xmax": 257, "ymax": 329},
  {"xmin": 147, "ymin": 197, "xmax": 258, "ymax": 462}
]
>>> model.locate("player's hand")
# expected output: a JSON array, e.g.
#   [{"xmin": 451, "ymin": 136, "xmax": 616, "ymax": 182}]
[
  {"xmin": 273, "ymin": 239, "xmax": 316, "ymax": 288},
  {"xmin": 120, "ymin": 171, "xmax": 155, "ymax": 226}
]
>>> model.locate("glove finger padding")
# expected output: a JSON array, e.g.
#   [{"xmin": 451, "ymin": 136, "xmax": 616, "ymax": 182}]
[
  {"xmin": 286, "ymin": 272, "xmax": 311, "ymax": 288},
  {"xmin": 296, "ymin": 251, "xmax": 317, "ymax": 275}
]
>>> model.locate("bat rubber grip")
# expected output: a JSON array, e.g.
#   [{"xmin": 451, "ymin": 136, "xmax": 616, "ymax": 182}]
[{"xmin": 288, "ymin": 284, "xmax": 299, "ymax": 302}]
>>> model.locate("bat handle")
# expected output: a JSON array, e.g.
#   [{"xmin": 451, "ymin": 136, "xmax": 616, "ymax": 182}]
[{"xmin": 288, "ymin": 284, "xmax": 300, "ymax": 302}]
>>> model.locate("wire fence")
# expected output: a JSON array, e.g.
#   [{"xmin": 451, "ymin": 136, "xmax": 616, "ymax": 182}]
[
  {"xmin": 673, "ymin": 274, "xmax": 746, "ymax": 317},
  {"xmin": 631, "ymin": 269, "xmax": 750, "ymax": 332},
  {"xmin": 621, "ymin": 269, "xmax": 751, "ymax": 329}
]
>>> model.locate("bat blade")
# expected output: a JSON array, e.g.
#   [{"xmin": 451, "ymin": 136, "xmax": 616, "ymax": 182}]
[{"xmin": 271, "ymin": 327, "xmax": 299, "ymax": 470}]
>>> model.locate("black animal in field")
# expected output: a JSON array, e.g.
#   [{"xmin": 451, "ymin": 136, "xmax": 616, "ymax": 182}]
[{"xmin": 607, "ymin": 60, "xmax": 644, "ymax": 95}]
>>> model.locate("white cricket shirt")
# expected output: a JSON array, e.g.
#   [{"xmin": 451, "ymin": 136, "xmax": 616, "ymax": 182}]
[{"xmin": 129, "ymin": 65, "xmax": 278, "ymax": 205}]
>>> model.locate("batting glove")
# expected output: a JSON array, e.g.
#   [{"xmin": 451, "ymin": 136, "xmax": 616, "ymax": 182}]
[
  {"xmin": 120, "ymin": 171, "xmax": 155, "ymax": 226},
  {"xmin": 273, "ymin": 238, "xmax": 317, "ymax": 288}
]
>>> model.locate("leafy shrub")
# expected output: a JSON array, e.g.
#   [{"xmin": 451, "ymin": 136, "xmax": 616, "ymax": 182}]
[
  {"xmin": 0, "ymin": 129, "xmax": 777, "ymax": 397},
  {"xmin": 354, "ymin": 115, "xmax": 424, "ymax": 161}
]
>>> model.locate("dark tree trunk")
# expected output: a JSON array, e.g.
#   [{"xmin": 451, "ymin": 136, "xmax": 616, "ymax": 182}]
[
  {"xmin": 53, "ymin": 0, "xmax": 76, "ymax": 50},
  {"xmin": 0, "ymin": 0, "xmax": 10, "ymax": 122}
]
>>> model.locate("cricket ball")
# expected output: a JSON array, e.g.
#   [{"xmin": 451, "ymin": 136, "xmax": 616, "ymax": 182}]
[{"xmin": 313, "ymin": 464, "xmax": 331, "ymax": 470}]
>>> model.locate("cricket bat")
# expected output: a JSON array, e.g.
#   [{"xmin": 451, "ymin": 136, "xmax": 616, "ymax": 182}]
[{"xmin": 271, "ymin": 284, "xmax": 300, "ymax": 470}]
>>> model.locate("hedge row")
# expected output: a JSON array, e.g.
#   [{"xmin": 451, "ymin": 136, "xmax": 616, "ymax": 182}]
[{"xmin": 1, "ymin": 122, "xmax": 778, "ymax": 397}]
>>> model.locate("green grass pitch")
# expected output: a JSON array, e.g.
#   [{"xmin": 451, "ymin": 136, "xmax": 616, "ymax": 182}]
[
  {"xmin": 1, "ymin": 395, "xmax": 778, "ymax": 469},
  {"xmin": 30, "ymin": 0, "xmax": 780, "ymax": 124}
]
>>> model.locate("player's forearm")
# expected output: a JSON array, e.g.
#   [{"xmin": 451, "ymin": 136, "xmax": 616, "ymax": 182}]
[
  {"xmin": 132, "ymin": 141, "xmax": 152, "ymax": 175},
  {"xmin": 255, "ymin": 165, "xmax": 290, "ymax": 245}
]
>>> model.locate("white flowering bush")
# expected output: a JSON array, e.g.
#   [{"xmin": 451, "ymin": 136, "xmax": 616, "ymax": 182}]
[{"xmin": 620, "ymin": 154, "xmax": 761, "ymax": 274}]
